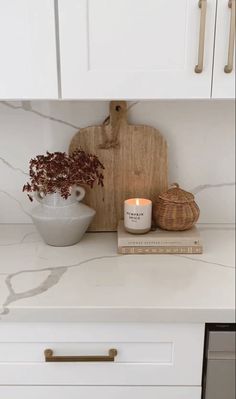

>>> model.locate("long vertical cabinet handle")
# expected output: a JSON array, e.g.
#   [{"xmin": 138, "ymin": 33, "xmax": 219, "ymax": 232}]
[
  {"xmin": 195, "ymin": 0, "xmax": 208, "ymax": 73},
  {"xmin": 224, "ymin": 0, "xmax": 236, "ymax": 73}
]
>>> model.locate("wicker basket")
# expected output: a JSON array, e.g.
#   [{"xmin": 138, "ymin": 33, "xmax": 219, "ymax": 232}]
[{"xmin": 154, "ymin": 183, "xmax": 200, "ymax": 231}]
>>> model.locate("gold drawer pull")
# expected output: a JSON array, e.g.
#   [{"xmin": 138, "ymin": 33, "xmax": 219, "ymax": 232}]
[
  {"xmin": 195, "ymin": 0, "xmax": 207, "ymax": 73},
  {"xmin": 224, "ymin": 0, "xmax": 235, "ymax": 73},
  {"xmin": 44, "ymin": 348, "xmax": 118, "ymax": 363}
]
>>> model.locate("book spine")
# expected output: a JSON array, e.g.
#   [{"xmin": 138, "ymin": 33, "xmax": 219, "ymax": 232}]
[
  {"xmin": 118, "ymin": 246, "xmax": 203, "ymax": 254},
  {"xmin": 118, "ymin": 240, "xmax": 201, "ymax": 247}
]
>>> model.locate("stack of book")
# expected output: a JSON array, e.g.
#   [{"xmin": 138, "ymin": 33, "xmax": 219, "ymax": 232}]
[{"xmin": 118, "ymin": 221, "xmax": 203, "ymax": 254}]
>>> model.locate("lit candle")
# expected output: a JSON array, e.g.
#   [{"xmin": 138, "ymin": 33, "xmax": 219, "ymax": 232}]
[{"xmin": 124, "ymin": 198, "xmax": 152, "ymax": 234}]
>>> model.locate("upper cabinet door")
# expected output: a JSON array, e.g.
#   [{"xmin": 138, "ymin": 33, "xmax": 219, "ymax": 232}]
[
  {"xmin": 58, "ymin": 0, "xmax": 217, "ymax": 99},
  {"xmin": 0, "ymin": 0, "xmax": 58, "ymax": 99},
  {"xmin": 212, "ymin": 0, "xmax": 235, "ymax": 98}
]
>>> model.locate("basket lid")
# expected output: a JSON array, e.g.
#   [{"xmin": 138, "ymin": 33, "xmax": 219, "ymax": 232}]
[{"xmin": 159, "ymin": 183, "xmax": 195, "ymax": 204}]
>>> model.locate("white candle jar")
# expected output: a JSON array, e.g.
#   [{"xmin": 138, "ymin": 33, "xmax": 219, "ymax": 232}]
[{"xmin": 124, "ymin": 198, "xmax": 152, "ymax": 234}]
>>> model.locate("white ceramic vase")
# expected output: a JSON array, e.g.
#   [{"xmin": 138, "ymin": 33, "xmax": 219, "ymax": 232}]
[{"xmin": 31, "ymin": 187, "xmax": 95, "ymax": 247}]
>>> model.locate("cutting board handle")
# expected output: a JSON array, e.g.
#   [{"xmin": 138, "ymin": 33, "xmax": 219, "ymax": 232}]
[
  {"xmin": 109, "ymin": 101, "xmax": 127, "ymax": 128},
  {"xmin": 99, "ymin": 101, "xmax": 127, "ymax": 149}
]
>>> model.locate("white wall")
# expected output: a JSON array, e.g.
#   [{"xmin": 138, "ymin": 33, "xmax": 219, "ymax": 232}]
[{"xmin": 0, "ymin": 100, "xmax": 235, "ymax": 224}]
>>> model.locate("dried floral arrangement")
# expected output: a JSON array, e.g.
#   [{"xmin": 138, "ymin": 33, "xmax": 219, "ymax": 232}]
[{"xmin": 23, "ymin": 150, "xmax": 104, "ymax": 201}]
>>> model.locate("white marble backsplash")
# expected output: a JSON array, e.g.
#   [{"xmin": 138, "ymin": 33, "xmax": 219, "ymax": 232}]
[{"xmin": 0, "ymin": 100, "xmax": 235, "ymax": 224}]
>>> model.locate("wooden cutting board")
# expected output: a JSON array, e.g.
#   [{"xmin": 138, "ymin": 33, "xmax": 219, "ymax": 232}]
[{"xmin": 69, "ymin": 101, "xmax": 168, "ymax": 231}]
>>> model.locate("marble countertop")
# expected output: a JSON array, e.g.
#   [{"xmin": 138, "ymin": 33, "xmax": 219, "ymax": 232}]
[{"xmin": 0, "ymin": 224, "xmax": 235, "ymax": 323}]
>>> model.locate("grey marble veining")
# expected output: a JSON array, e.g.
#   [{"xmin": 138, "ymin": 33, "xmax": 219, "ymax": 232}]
[
  {"xmin": 0, "ymin": 267, "xmax": 67, "ymax": 316},
  {"xmin": 0, "ymin": 254, "xmax": 120, "ymax": 318},
  {"xmin": 0, "ymin": 99, "xmax": 235, "ymax": 225},
  {"xmin": 0, "ymin": 100, "xmax": 139, "ymax": 130},
  {"xmin": 0, "ymin": 156, "xmax": 28, "ymax": 176},
  {"xmin": 177, "ymin": 255, "xmax": 235, "ymax": 269},
  {"xmin": 0, "ymin": 224, "xmax": 235, "ymax": 323},
  {"xmin": 192, "ymin": 182, "xmax": 235, "ymax": 195},
  {"xmin": 0, "ymin": 97, "xmax": 235, "ymax": 323},
  {"xmin": 0, "ymin": 231, "xmax": 38, "ymax": 247},
  {"xmin": 0, "ymin": 101, "xmax": 81, "ymax": 130},
  {"xmin": 0, "ymin": 189, "xmax": 31, "ymax": 217},
  {"xmin": 0, "ymin": 152, "xmax": 235, "ymax": 223},
  {"xmin": 1, "ymin": 151, "xmax": 235, "ymax": 195}
]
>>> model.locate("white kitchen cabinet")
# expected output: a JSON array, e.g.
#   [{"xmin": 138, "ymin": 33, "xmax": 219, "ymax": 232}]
[
  {"xmin": 0, "ymin": 0, "xmax": 233, "ymax": 100},
  {"xmin": 0, "ymin": 323, "xmax": 204, "ymax": 386},
  {"xmin": 0, "ymin": 386, "xmax": 202, "ymax": 399},
  {"xmin": 0, "ymin": 0, "xmax": 58, "ymax": 99},
  {"xmin": 212, "ymin": 0, "xmax": 235, "ymax": 98},
  {"xmin": 0, "ymin": 322, "xmax": 204, "ymax": 398},
  {"xmin": 58, "ymin": 0, "xmax": 217, "ymax": 99},
  {"xmin": 0, "ymin": 323, "xmax": 204, "ymax": 399}
]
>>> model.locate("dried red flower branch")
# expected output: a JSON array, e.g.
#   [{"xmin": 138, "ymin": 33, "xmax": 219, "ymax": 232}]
[{"xmin": 23, "ymin": 150, "xmax": 105, "ymax": 201}]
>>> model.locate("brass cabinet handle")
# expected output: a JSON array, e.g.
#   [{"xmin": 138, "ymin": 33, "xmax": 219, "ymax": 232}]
[
  {"xmin": 44, "ymin": 348, "xmax": 118, "ymax": 363},
  {"xmin": 195, "ymin": 0, "xmax": 208, "ymax": 73},
  {"xmin": 224, "ymin": 0, "xmax": 236, "ymax": 73}
]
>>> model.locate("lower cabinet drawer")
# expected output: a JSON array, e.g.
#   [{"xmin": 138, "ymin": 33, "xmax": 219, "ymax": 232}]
[
  {"xmin": 0, "ymin": 386, "xmax": 201, "ymax": 399},
  {"xmin": 0, "ymin": 322, "xmax": 204, "ymax": 386}
]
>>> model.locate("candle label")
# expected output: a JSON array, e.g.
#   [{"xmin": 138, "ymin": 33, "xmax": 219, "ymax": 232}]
[{"xmin": 126, "ymin": 211, "xmax": 144, "ymax": 222}]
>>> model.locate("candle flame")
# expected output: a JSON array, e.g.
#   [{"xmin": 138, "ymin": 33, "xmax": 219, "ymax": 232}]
[{"xmin": 125, "ymin": 198, "xmax": 152, "ymax": 206}]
